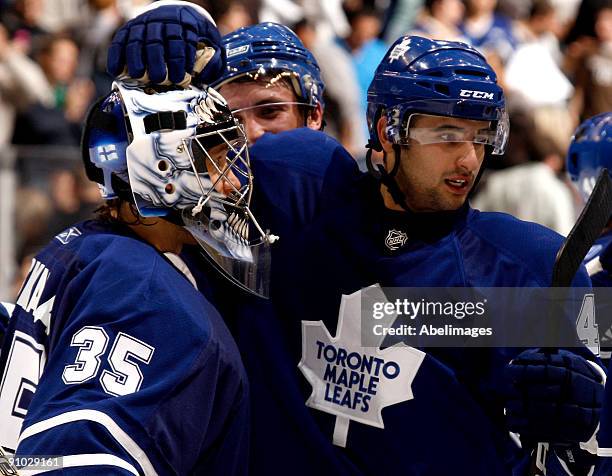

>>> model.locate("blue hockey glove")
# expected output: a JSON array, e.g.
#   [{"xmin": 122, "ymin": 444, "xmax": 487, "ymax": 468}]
[
  {"xmin": 107, "ymin": 1, "xmax": 224, "ymax": 87},
  {"xmin": 504, "ymin": 349, "xmax": 604, "ymax": 445}
]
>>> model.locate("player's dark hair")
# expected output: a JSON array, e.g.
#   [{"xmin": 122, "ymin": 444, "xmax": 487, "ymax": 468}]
[{"xmin": 95, "ymin": 199, "xmax": 147, "ymax": 226}]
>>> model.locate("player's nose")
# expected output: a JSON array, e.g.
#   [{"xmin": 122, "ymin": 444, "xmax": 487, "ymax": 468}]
[
  {"xmin": 455, "ymin": 142, "xmax": 483, "ymax": 172},
  {"xmin": 219, "ymin": 169, "xmax": 241, "ymax": 196},
  {"xmin": 242, "ymin": 116, "xmax": 266, "ymax": 145}
]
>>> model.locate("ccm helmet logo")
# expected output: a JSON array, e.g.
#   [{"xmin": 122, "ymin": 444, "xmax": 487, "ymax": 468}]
[{"xmin": 460, "ymin": 89, "xmax": 494, "ymax": 100}]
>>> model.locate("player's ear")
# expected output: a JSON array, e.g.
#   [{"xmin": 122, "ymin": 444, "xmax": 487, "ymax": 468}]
[
  {"xmin": 306, "ymin": 103, "xmax": 323, "ymax": 130},
  {"xmin": 377, "ymin": 115, "xmax": 393, "ymax": 153}
]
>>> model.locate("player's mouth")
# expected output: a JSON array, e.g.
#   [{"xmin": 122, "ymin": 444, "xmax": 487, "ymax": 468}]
[{"xmin": 444, "ymin": 175, "xmax": 472, "ymax": 194}]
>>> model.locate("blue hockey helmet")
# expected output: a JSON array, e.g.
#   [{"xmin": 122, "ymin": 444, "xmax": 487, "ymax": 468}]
[
  {"xmin": 82, "ymin": 80, "xmax": 276, "ymax": 297},
  {"xmin": 212, "ymin": 22, "xmax": 324, "ymax": 108},
  {"xmin": 367, "ymin": 36, "xmax": 509, "ymax": 155},
  {"xmin": 567, "ymin": 112, "xmax": 612, "ymax": 202}
]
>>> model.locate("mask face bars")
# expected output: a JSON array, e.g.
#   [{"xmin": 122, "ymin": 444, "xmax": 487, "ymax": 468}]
[
  {"xmin": 183, "ymin": 121, "xmax": 276, "ymax": 248},
  {"xmin": 180, "ymin": 121, "xmax": 277, "ymax": 298}
]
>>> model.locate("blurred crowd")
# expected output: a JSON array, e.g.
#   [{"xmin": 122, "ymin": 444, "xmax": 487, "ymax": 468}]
[{"xmin": 1, "ymin": 0, "xmax": 611, "ymax": 297}]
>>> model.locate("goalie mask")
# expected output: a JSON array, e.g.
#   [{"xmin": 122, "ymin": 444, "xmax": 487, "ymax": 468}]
[{"xmin": 82, "ymin": 80, "xmax": 276, "ymax": 297}]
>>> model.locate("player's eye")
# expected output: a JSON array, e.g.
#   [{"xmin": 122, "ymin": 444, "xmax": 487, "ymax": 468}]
[
  {"xmin": 436, "ymin": 130, "xmax": 463, "ymax": 142},
  {"xmin": 256, "ymin": 104, "xmax": 288, "ymax": 119}
]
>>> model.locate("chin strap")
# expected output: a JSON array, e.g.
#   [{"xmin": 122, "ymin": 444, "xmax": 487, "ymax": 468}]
[{"xmin": 366, "ymin": 142, "xmax": 411, "ymax": 212}]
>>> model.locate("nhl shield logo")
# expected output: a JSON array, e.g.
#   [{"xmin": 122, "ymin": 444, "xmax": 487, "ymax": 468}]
[{"xmin": 385, "ymin": 229, "xmax": 408, "ymax": 251}]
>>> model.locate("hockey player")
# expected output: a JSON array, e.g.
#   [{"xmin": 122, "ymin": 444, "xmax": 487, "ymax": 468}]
[
  {"xmin": 565, "ymin": 112, "xmax": 612, "ymax": 475},
  {"xmin": 278, "ymin": 36, "xmax": 605, "ymax": 475},
  {"xmin": 0, "ymin": 80, "xmax": 270, "ymax": 474},
  {"xmin": 568, "ymin": 112, "xmax": 612, "ymax": 289},
  {"xmin": 568, "ymin": 113, "xmax": 612, "ymax": 355},
  {"xmin": 107, "ymin": 6, "xmax": 605, "ymax": 474}
]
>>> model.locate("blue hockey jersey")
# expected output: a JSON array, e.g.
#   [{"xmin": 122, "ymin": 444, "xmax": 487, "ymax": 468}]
[
  {"xmin": 0, "ymin": 220, "xmax": 249, "ymax": 475},
  {"xmin": 202, "ymin": 129, "xmax": 597, "ymax": 475}
]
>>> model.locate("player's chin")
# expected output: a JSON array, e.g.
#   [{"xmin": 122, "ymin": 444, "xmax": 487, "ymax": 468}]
[{"xmin": 437, "ymin": 193, "xmax": 469, "ymax": 211}]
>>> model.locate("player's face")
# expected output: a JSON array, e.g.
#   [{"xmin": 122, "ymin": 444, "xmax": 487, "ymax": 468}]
[
  {"xmin": 203, "ymin": 141, "xmax": 242, "ymax": 197},
  {"xmin": 381, "ymin": 115, "xmax": 487, "ymax": 212},
  {"xmin": 219, "ymin": 81, "xmax": 304, "ymax": 145}
]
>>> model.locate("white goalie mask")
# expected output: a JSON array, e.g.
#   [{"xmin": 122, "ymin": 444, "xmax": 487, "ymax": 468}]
[{"xmin": 83, "ymin": 80, "xmax": 276, "ymax": 297}]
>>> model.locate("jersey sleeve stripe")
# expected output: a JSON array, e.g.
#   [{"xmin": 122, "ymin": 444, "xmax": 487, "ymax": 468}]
[
  {"xmin": 586, "ymin": 257, "xmax": 604, "ymax": 276},
  {"xmin": 21, "ymin": 453, "xmax": 139, "ymax": 475},
  {"xmin": 599, "ymin": 448, "xmax": 612, "ymax": 457},
  {"xmin": 17, "ymin": 409, "xmax": 157, "ymax": 475}
]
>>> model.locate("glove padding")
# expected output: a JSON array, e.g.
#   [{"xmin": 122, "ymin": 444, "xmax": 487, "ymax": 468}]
[
  {"xmin": 107, "ymin": 4, "xmax": 224, "ymax": 87},
  {"xmin": 504, "ymin": 349, "xmax": 604, "ymax": 445}
]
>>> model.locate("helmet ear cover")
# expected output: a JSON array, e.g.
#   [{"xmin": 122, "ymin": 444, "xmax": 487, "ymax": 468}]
[
  {"xmin": 81, "ymin": 95, "xmax": 134, "ymax": 202},
  {"xmin": 81, "ymin": 95, "xmax": 115, "ymax": 187}
]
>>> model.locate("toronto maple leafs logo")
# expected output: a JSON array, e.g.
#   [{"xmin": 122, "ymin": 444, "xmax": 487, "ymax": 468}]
[
  {"xmin": 385, "ymin": 229, "xmax": 408, "ymax": 251},
  {"xmin": 299, "ymin": 285, "xmax": 425, "ymax": 447},
  {"xmin": 388, "ymin": 37, "xmax": 411, "ymax": 63}
]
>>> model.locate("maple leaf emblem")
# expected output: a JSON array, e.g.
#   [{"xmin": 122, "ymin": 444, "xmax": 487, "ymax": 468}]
[{"xmin": 298, "ymin": 284, "xmax": 425, "ymax": 447}]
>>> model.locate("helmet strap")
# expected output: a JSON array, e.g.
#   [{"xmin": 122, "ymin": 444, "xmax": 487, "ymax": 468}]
[{"xmin": 366, "ymin": 142, "xmax": 411, "ymax": 212}]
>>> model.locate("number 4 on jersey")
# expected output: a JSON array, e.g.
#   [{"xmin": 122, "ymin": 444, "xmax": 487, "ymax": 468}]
[{"xmin": 576, "ymin": 294, "xmax": 599, "ymax": 356}]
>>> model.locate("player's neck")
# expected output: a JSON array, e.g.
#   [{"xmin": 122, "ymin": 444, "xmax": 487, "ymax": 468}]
[{"xmin": 118, "ymin": 202, "xmax": 194, "ymax": 254}]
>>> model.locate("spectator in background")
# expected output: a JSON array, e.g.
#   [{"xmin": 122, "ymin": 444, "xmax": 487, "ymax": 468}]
[
  {"xmin": 13, "ymin": 186, "xmax": 52, "ymax": 265},
  {"xmin": 382, "ymin": 0, "xmax": 424, "ymax": 43},
  {"xmin": 461, "ymin": 0, "xmax": 518, "ymax": 65},
  {"xmin": 205, "ymin": 0, "xmax": 258, "ymax": 35},
  {"xmin": 0, "ymin": 23, "xmax": 53, "ymax": 146},
  {"xmin": 573, "ymin": 3, "xmax": 612, "ymax": 118},
  {"xmin": 343, "ymin": 7, "xmax": 387, "ymax": 153},
  {"xmin": 78, "ymin": 0, "xmax": 123, "ymax": 98},
  {"xmin": 411, "ymin": 0, "xmax": 467, "ymax": 42},
  {"xmin": 564, "ymin": 0, "xmax": 611, "ymax": 45},
  {"xmin": 473, "ymin": 130, "xmax": 576, "ymax": 236},
  {"xmin": 12, "ymin": 33, "xmax": 94, "ymax": 145},
  {"xmin": 47, "ymin": 166, "xmax": 102, "ymax": 235},
  {"xmin": 259, "ymin": 0, "xmax": 350, "ymax": 41},
  {"xmin": 504, "ymin": 0, "xmax": 576, "ymax": 152},
  {"xmin": 0, "ymin": 0, "xmax": 49, "ymax": 54},
  {"xmin": 294, "ymin": 19, "xmax": 366, "ymax": 158}
]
